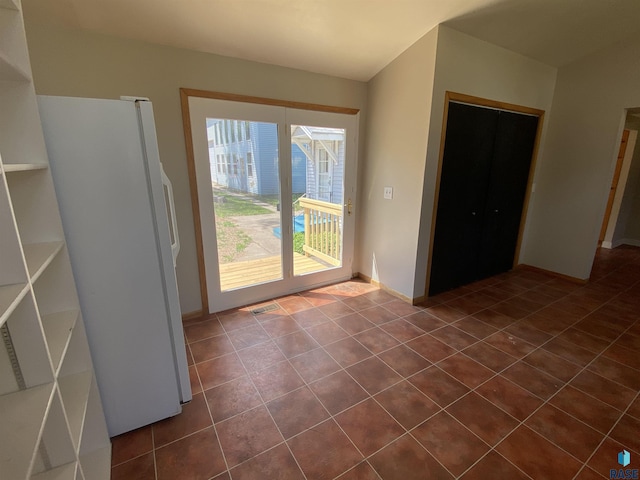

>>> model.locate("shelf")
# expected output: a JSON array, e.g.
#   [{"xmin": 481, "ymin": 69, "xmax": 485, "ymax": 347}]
[
  {"xmin": 58, "ymin": 371, "xmax": 92, "ymax": 448},
  {"xmin": 2, "ymin": 163, "xmax": 48, "ymax": 174},
  {"xmin": 0, "ymin": 383, "xmax": 55, "ymax": 480},
  {"xmin": 31, "ymin": 462, "xmax": 77, "ymax": 480},
  {"xmin": 0, "ymin": 282, "xmax": 28, "ymax": 327},
  {"xmin": 79, "ymin": 446, "xmax": 111, "ymax": 480},
  {"xmin": 0, "ymin": 1, "xmax": 111, "ymax": 477},
  {"xmin": 0, "ymin": 0, "xmax": 19, "ymax": 11},
  {"xmin": 23, "ymin": 242, "xmax": 64, "ymax": 282},
  {"xmin": 41, "ymin": 311, "xmax": 78, "ymax": 374}
]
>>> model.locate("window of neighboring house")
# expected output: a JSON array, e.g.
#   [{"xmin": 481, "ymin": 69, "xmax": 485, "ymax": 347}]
[
  {"xmin": 316, "ymin": 147, "xmax": 331, "ymax": 201},
  {"xmin": 225, "ymin": 120, "xmax": 231, "ymax": 144},
  {"xmin": 236, "ymin": 121, "xmax": 242, "ymax": 142},
  {"xmin": 233, "ymin": 154, "xmax": 238, "ymax": 175},
  {"xmin": 247, "ymin": 152, "xmax": 254, "ymax": 176},
  {"xmin": 230, "ymin": 120, "xmax": 236, "ymax": 143},
  {"xmin": 226, "ymin": 154, "xmax": 232, "ymax": 174},
  {"xmin": 245, "ymin": 121, "xmax": 251, "ymax": 141},
  {"xmin": 215, "ymin": 123, "xmax": 221, "ymax": 145},
  {"xmin": 216, "ymin": 154, "xmax": 222, "ymax": 173}
]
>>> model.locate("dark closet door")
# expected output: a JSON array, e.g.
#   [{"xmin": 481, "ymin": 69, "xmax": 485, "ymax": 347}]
[
  {"xmin": 429, "ymin": 102, "xmax": 498, "ymax": 295},
  {"xmin": 477, "ymin": 111, "xmax": 538, "ymax": 278},
  {"xmin": 429, "ymin": 102, "xmax": 538, "ymax": 296}
]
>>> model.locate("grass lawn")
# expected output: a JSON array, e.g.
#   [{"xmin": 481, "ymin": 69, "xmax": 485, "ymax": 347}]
[
  {"xmin": 214, "ymin": 191, "xmax": 306, "ymax": 217},
  {"xmin": 216, "ymin": 218, "xmax": 251, "ymax": 263},
  {"xmin": 214, "ymin": 192, "xmax": 272, "ymax": 217}
]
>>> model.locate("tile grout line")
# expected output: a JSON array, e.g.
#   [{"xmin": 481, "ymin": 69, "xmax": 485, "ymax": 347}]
[
  {"xmin": 218, "ymin": 304, "xmax": 310, "ymax": 480},
  {"xmin": 211, "ymin": 315, "xmax": 254, "ymax": 479},
  {"xmin": 420, "ymin": 268, "xmax": 638, "ymax": 478},
  {"xmin": 113, "ymin": 259, "xmax": 638, "ymax": 479},
  {"xmin": 151, "ymin": 424, "xmax": 158, "ymax": 480},
  {"xmin": 215, "ymin": 291, "xmax": 440, "ymax": 479},
  {"xmin": 126, "ymin": 256, "xmax": 636, "ymax": 478},
  {"xmin": 185, "ymin": 263, "xmax": 638, "ymax": 480},
  {"xmin": 477, "ymin": 271, "xmax": 640, "ymax": 478}
]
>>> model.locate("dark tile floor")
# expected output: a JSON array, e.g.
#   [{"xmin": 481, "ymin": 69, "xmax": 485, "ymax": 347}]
[{"xmin": 111, "ymin": 246, "xmax": 640, "ymax": 479}]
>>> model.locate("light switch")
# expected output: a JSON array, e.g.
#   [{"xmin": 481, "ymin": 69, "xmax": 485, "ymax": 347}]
[{"xmin": 384, "ymin": 186, "xmax": 393, "ymax": 200}]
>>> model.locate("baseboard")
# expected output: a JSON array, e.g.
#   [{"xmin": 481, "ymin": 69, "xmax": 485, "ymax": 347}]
[
  {"xmin": 618, "ymin": 238, "xmax": 640, "ymax": 248},
  {"xmin": 356, "ymin": 272, "xmax": 423, "ymax": 305},
  {"xmin": 601, "ymin": 241, "xmax": 613, "ymax": 249},
  {"xmin": 516, "ymin": 264, "xmax": 587, "ymax": 285},
  {"xmin": 182, "ymin": 309, "xmax": 204, "ymax": 323}
]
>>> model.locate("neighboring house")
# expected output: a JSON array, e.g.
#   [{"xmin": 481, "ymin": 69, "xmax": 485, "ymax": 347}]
[
  {"xmin": 292, "ymin": 125, "xmax": 345, "ymax": 205},
  {"xmin": 207, "ymin": 120, "xmax": 344, "ymax": 204}
]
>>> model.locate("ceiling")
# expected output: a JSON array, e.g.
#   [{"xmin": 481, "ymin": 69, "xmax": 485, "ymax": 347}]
[{"xmin": 22, "ymin": 0, "xmax": 640, "ymax": 82}]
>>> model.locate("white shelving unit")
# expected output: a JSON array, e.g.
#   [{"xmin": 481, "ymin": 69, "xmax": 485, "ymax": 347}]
[{"xmin": 0, "ymin": 0, "xmax": 111, "ymax": 478}]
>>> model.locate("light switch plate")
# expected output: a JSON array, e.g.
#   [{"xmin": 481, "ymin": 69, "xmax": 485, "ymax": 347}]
[{"xmin": 384, "ymin": 186, "xmax": 393, "ymax": 200}]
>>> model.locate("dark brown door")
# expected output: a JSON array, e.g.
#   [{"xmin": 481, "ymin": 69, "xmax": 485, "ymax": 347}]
[
  {"xmin": 429, "ymin": 102, "xmax": 538, "ymax": 296},
  {"xmin": 478, "ymin": 110, "xmax": 538, "ymax": 279}
]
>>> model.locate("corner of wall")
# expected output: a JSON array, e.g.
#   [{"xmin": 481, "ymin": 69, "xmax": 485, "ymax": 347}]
[
  {"xmin": 357, "ymin": 26, "xmax": 439, "ymax": 300},
  {"xmin": 413, "ymin": 26, "xmax": 558, "ymax": 299}
]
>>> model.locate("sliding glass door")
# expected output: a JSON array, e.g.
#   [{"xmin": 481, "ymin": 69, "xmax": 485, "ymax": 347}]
[{"xmin": 187, "ymin": 95, "xmax": 358, "ymax": 312}]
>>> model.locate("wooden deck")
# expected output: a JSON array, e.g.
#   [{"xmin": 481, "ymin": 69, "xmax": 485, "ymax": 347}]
[{"xmin": 219, "ymin": 253, "xmax": 329, "ymax": 291}]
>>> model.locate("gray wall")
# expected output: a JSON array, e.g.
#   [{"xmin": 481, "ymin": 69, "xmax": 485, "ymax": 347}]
[
  {"xmin": 24, "ymin": 20, "xmax": 367, "ymax": 314},
  {"xmin": 25, "ymin": 13, "xmax": 640, "ymax": 306},
  {"xmin": 418, "ymin": 26, "xmax": 557, "ymax": 299},
  {"xmin": 357, "ymin": 27, "xmax": 439, "ymax": 300},
  {"xmin": 522, "ymin": 33, "xmax": 640, "ymax": 279},
  {"xmin": 359, "ymin": 26, "xmax": 557, "ymax": 301}
]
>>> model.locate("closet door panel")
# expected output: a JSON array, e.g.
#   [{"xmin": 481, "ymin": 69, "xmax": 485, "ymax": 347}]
[
  {"xmin": 478, "ymin": 111, "xmax": 538, "ymax": 278},
  {"xmin": 429, "ymin": 102, "xmax": 498, "ymax": 295}
]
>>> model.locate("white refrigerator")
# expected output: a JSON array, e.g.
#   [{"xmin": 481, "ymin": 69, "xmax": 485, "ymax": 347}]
[{"xmin": 37, "ymin": 95, "xmax": 192, "ymax": 437}]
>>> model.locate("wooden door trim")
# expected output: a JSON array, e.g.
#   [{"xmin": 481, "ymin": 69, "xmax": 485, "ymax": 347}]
[
  {"xmin": 180, "ymin": 88, "xmax": 359, "ymax": 314},
  {"xmin": 424, "ymin": 91, "xmax": 545, "ymax": 297},
  {"xmin": 598, "ymin": 129, "xmax": 630, "ymax": 243},
  {"xmin": 181, "ymin": 88, "xmax": 360, "ymax": 115}
]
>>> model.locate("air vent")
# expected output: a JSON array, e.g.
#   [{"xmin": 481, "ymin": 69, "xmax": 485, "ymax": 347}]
[{"xmin": 250, "ymin": 303, "xmax": 279, "ymax": 315}]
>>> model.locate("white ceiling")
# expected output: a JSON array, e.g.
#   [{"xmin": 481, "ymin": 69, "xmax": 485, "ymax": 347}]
[{"xmin": 22, "ymin": 0, "xmax": 640, "ymax": 82}]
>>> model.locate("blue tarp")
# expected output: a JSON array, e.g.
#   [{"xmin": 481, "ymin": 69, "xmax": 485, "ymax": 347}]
[{"xmin": 273, "ymin": 215, "xmax": 305, "ymax": 238}]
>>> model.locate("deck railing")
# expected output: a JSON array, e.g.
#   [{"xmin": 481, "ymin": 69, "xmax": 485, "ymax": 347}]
[{"xmin": 299, "ymin": 197, "xmax": 342, "ymax": 266}]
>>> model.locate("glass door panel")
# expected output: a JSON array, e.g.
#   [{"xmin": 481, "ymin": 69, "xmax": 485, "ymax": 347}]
[
  {"xmin": 206, "ymin": 118, "xmax": 282, "ymax": 291},
  {"xmin": 290, "ymin": 125, "xmax": 346, "ymax": 276},
  {"xmin": 186, "ymin": 94, "xmax": 357, "ymax": 313}
]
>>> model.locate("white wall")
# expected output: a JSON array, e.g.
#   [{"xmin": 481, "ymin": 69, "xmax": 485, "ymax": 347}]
[
  {"xmin": 522, "ymin": 33, "xmax": 640, "ymax": 279},
  {"xmin": 416, "ymin": 26, "xmax": 557, "ymax": 297},
  {"xmin": 357, "ymin": 27, "xmax": 439, "ymax": 300},
  {"xmin": 24, "ymin": 20, "xmax": 368, "ymax": 314}
]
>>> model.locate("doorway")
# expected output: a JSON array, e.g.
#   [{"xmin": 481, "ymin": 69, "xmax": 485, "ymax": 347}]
[
  {"xmin": 427, "ymin": 93, "xmax": 544, "ymax": 296},
  {"xmin": 600, "ymin": 108, "xmax": 640, "ymax": 250},
  {"xmin": 181, "ymin": 90, "xmax": 359, "ymax": 313}
]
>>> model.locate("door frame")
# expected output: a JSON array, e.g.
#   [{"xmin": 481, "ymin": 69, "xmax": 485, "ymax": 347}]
[
  {"xmin": 599, "ymin": 129, "xmax": 630, "ymax": 245},
  {"xmin": 424, "ymin": 91, "xmax": 545, "ymax": 297},
  {"xmin": 180, "ymin": 88, "xmax": 359, "ymax": 314}
]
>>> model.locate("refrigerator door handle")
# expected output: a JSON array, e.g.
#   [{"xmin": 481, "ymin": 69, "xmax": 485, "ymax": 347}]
[{"xmin": 160, "ymin": 163, "xmax": 180, "ymax": 266}]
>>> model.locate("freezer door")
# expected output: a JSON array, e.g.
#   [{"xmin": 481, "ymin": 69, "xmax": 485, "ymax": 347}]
[
  {"xmin": 136, "ymin": 100, "xmax": 192, "ymax": 404},
  {"xmin": 38, "ymin": 95, "xmax": 190, "ymax": 436}
]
